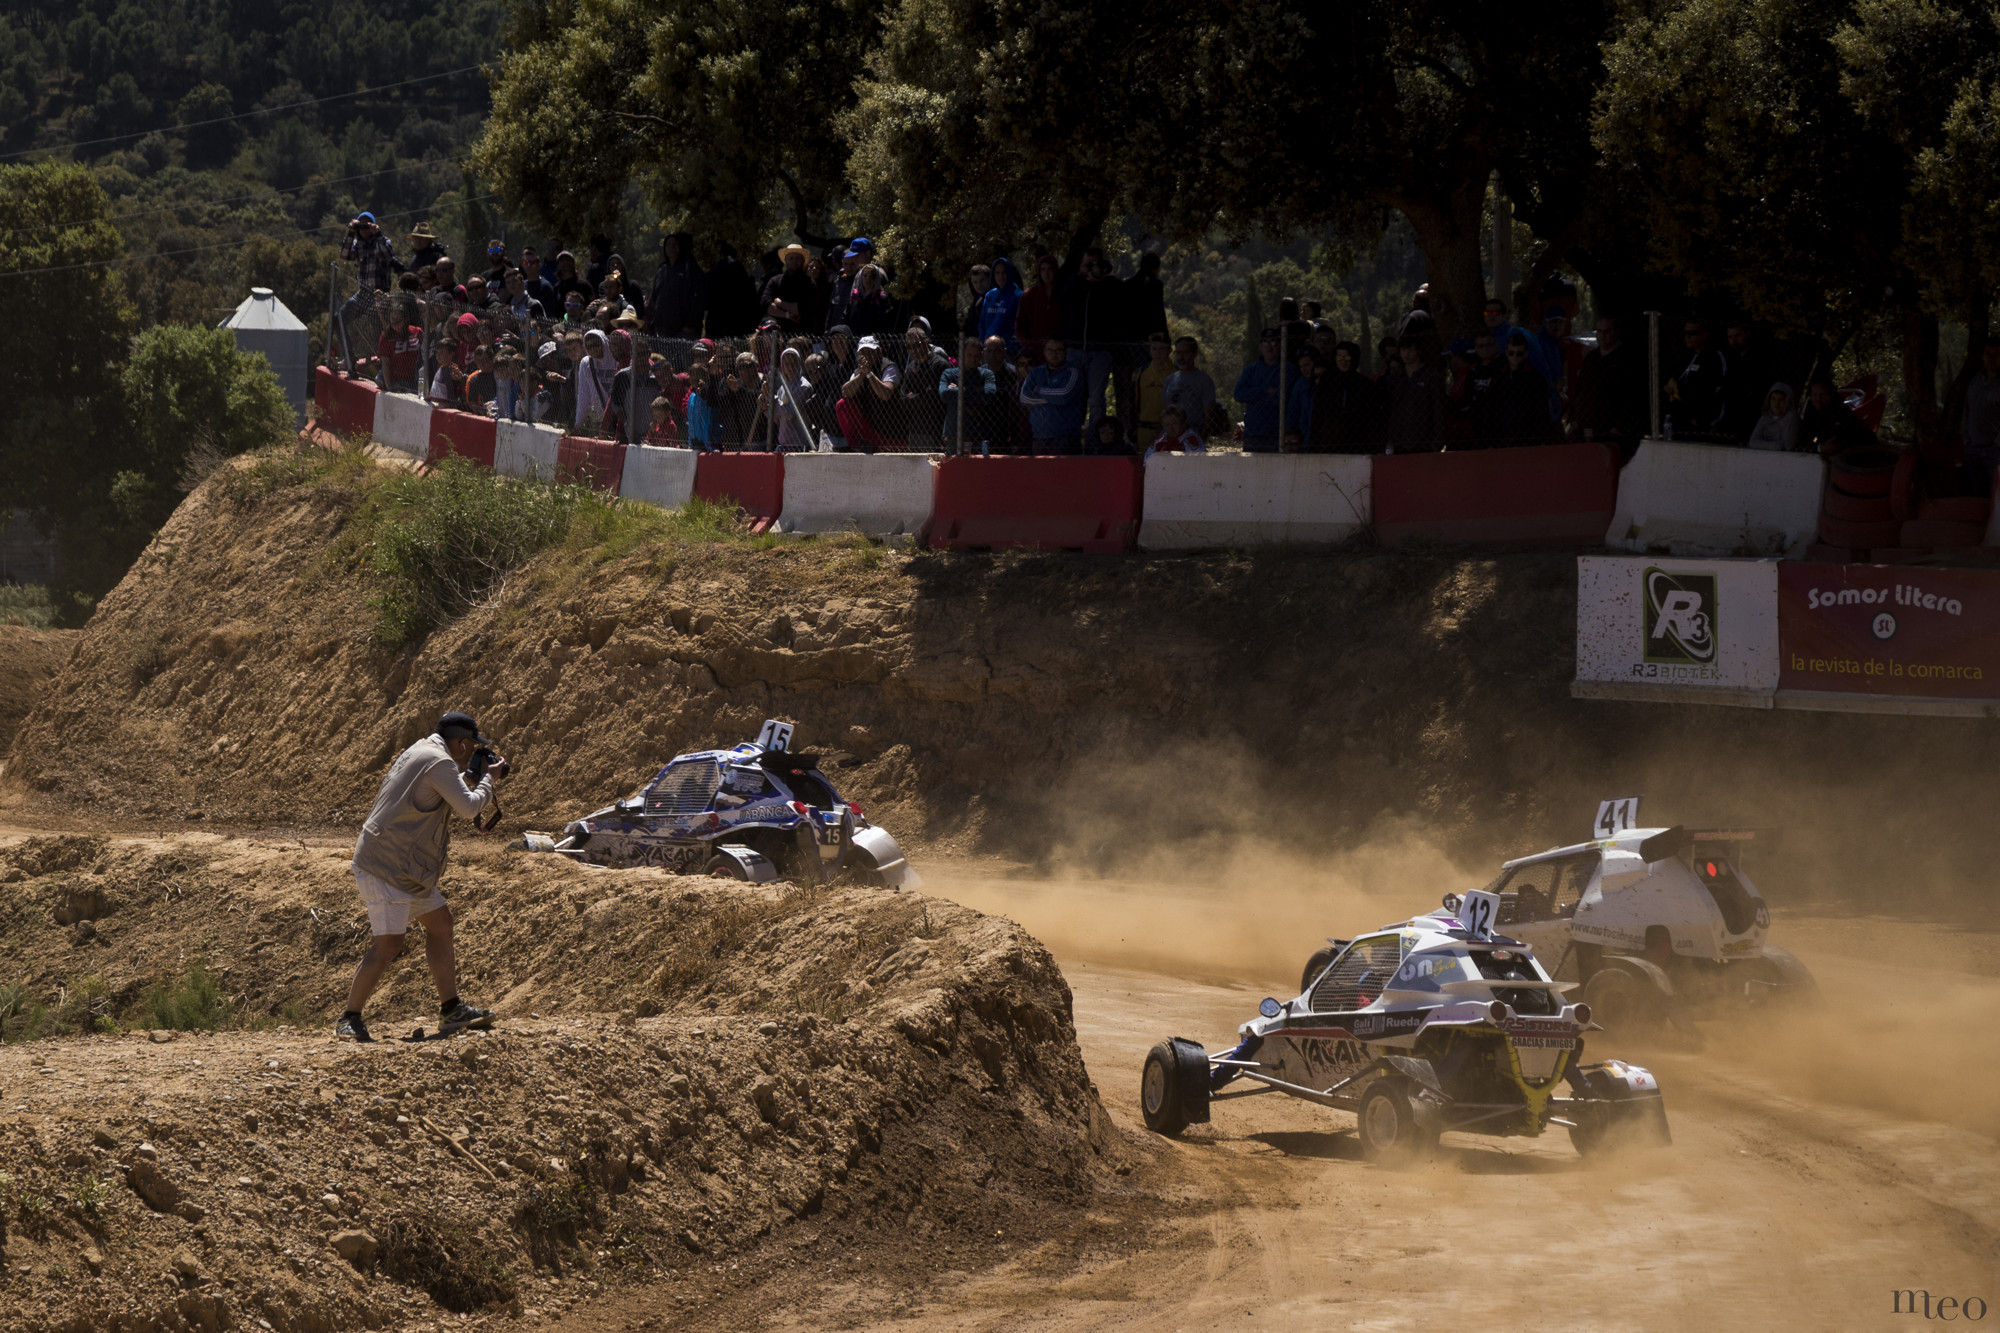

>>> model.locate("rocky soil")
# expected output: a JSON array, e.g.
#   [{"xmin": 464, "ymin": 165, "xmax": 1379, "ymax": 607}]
[
  {"xmin": 0, "ymin": 831, "xmax": 1119, "ymax": 1333},
  {"xmin": 0, "ymin": 627, "xmax": 74, "ymax": 755}
]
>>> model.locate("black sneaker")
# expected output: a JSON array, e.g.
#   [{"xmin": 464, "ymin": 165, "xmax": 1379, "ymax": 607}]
[
  {"xmin": 334, "ymin": 1013, "xmax": 374, "ymax": 1043},
  {"xmin": 437, "ymin": 1001, "xmax": 494, "ymax": 1037}
]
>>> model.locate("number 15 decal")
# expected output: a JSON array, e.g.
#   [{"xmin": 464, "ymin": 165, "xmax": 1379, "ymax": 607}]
[{"xmin": 1594, "ymin": 797, "xmax": 1641, "ymax": 839}]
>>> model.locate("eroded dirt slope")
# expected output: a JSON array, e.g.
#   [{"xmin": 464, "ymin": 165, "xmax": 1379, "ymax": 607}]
[
  {"xmin": 0, "ymin": 831, "xmax": 1115, "ymax": 1333},
  {"xmin": 9, "ymin": 457, "xmax": 2000, "ymax": 900}
]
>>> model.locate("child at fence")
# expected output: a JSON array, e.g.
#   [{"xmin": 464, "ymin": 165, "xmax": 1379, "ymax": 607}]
[
  {"xmin": 429, "ymin": 338, "xmax": 465, "ymax": 406},
  {"xmin": 491, "ymin": 354, "xmax": 528, "ymax": 421},
  {"xmin": 465, "ymin": 346, "xmax": 497, "ymax": 412},
  {"xmin": 647, "ymin": 396, "xmax": 679, "ymax": 446},
  {"xmin": 1143, "ymin": 406, "xmax": 1207, "ymax": 462}
]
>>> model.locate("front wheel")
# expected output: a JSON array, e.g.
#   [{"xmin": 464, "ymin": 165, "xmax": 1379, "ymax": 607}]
[
  {"xmin": 1355, "ymin": 1080, "xmax": 1439, "ymax": 1166},
  {"xmin": 1140, "ymin": 1039, "xmax": 1209, "ymax": 1135}
]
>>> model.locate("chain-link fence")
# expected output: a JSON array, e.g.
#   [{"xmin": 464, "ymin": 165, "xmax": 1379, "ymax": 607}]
[{"xmin": 325, "ymin": 261, "xmax": 1611, "ymax": 457}]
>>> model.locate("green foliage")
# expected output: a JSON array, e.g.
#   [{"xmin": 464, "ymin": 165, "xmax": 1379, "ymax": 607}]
[
  {"xmin": 477, "ymin": 0, "xmax": 878, "ymax": 244},
  {"xmin": 1904, "ymin": 78, "xmax": 2000, "ymax": 314},
  {"xmin": 140, "ymin": 962, "xmax": 230, "ymax": 1031},
  {"xmin": 365, "ymin": 459, "xmax": 591, "ymax": 648},
  {"xmin": 0, "ymin": 583, "xmax": 56, "ymax": 629},
  {"xmin": 125, "ymin": 326, "xmax": 296, "ymax": 487},
  {"xmin": 70, "ymin": 1174, "xmax": 108, "ymax": 1218}
]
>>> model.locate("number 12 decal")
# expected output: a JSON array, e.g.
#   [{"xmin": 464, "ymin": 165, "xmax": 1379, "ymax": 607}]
[{"xmin": 1459, "ymin": 889, "xmax": 1500, "ymax": 939}]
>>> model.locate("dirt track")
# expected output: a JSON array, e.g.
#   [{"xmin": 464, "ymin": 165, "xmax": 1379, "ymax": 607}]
[{"xmin": 866, "ymin": 871, "xmax": 2000, "ymax": 1333}]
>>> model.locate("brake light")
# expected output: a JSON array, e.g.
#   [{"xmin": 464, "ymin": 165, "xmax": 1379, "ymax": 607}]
[
  {"xmin": 846, "ymin": 800, "xmax": 864, "ymax": 818},
  {"xmin": 1704, "ymin": 860, "xmax": 1718, "ymax": 877},
  {"xmin": 788, "ymin": 801, "xmax": 809, "ymax": 817}
]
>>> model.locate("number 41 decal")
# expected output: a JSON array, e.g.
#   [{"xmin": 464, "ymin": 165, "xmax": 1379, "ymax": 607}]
[{"xmin": 1594, "ymin": 797, "xmax": 1641, "ymax": 839}]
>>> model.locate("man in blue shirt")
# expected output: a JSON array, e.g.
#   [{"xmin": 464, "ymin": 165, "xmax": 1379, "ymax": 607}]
[
  {"xmin": 1020, "ymin": 336, "xmax": 1087, "ymax": 453},
  {"xmin": 1233, "ymin": 328, "xmax": 1295, "ymax": 453}
]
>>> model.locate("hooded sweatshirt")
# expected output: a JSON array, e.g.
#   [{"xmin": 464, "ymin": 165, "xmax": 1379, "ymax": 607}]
[
  {"xmin": 575, "ymin": 329, "xmax": 619, "ymax": 428},
  {"xmin": 978, "ymin": 257, "xmax": 1023, "ymax": 347},
  {"xmin": 1747, "ymin": 382, "xmax": 1799, "ymax": 451}
]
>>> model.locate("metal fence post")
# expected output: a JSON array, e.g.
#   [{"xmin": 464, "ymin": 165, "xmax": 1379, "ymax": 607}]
[
  {"xmin": 327, "ymin": 261, "xmax": 342, "ymax": 373},
  {"xmin": 1646, "ymin": 310, "xmax": 1661, "ymax": 438}
]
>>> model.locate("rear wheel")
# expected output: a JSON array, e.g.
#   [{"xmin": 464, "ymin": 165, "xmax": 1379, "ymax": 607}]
[
  {"xmin": 1581, "ymin": 966, "xmax": 1665, "ymax": 1034},
  {"xmin": 1355, "ymin": 1080, "xmax": 1438, "ymax": 1166},
  {"xmin": 1300, "ymin": 946, "xmax": 1338, "ymax": 996},
  {"xmin": 1569, "ymin": 1098, "xmax": 1672, "ymax": 1158},
  {"xmin": 704, "ymin": 854, "xmax": 748, "ymax": 880}
]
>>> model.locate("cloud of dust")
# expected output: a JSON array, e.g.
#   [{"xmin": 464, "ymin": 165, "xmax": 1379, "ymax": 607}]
[
  {"xmin": 929, "ymin": 822, "xmax": 1478, "ymax": 993},
  {"xmin": 1691, "ymin": 949, "xmax": 2000, "ymax": 1141}
]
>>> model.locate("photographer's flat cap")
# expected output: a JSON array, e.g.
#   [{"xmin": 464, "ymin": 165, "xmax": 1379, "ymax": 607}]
[{"xmin": 438, "ymin": 712, "xmax": 491, "ymax": 744}]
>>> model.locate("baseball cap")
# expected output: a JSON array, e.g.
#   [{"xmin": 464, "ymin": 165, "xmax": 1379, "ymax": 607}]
[
  {"xmin": 1260, "ymin": 327, "xmax": 1279, "ymax": 340},
  {"xmin": 538, "ymin": 341, "xmax": 557, "ymax": 359},
  {"xmin": 357, "ymin": 211, "xmax": 376, "ymax": 223},
  {"xmin": 857, "ymin": 334, "xmax": 880, "ymax": 350},
  {"xmin": 844, "ymin": 237, "xmax": 874, "ymax": 258},
  {"xmin": 437, "ymin": 712, "xmax": 490, "ymax": 744}
]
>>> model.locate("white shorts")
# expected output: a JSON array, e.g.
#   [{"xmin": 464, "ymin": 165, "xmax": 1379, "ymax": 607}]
[{"xmin": 354, "ymin": 870, "xmax": 448, "ymax": 937}]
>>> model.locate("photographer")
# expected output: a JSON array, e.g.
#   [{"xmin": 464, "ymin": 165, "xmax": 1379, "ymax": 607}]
[
  {"xmin": 336, "ymin": 211, "xmax": 401, "ymax": 367},
  {"xmin": 337, "ymin": 712, "xmax": 510, "ymax": 1043}
]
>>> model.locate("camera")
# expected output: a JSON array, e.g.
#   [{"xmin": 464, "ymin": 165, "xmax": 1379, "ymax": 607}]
[{"xmin": 466, "ymin": 745, "xmax": 506, "ymax": 781}]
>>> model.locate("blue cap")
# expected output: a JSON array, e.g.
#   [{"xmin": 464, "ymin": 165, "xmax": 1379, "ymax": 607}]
[
  {"xmin": 358, "ymin": 211, "xmax": 376, "ymax": 223},
  {"xmin": 844, "ymin": 237, "xmax": 873, "ymax": 258}
]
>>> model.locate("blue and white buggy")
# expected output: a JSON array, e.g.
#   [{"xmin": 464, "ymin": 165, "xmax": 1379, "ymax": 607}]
[{"xmin": 522, "ymin": 720, "xmax": 920, "ymax": 888}]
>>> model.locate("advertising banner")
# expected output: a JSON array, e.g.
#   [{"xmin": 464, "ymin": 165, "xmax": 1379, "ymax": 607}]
[
  {"xmin": 1574, "ymin": 556, "xmax": 1780, "ymax": 702},
  {"xmin": 1777, "ymin": 564, "xmax": 2000, "ymax": 701}
]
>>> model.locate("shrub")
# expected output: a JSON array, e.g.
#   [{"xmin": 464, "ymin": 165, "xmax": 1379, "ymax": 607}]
[
  {"xmin": 366, "ymin": 459, "xmax": 586, "ymax": 648},
  {"xmin": 139, "ymin": 962, "xmax": 229, "ymax": 1031}
]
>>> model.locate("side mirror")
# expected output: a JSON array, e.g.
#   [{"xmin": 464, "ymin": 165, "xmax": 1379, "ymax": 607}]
[
  {"xmin": 1441, "ymin": 893, "xmax": 1462, "ymax": 913},
  {"xmin": 1258, "ymin": 997, "xmax": 1283, "ymax": 1019}
]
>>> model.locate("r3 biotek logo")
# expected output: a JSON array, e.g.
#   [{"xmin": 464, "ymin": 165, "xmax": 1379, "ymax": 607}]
[{"xmin": 1643, "ymin": 567, "xmax": 1718, "ymax": 665}]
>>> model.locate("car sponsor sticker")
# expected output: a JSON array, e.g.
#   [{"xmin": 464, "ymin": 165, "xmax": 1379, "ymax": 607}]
[
  {"xmin": 730, "ymin": 803, "xmax": 795, "ymax": 823},
  {"xmin": 1347, "ymin": 1010, "xmax": 1429, "ymax": 1039}
]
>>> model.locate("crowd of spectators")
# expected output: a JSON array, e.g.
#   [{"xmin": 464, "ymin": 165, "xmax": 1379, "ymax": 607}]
[{"xmin": 336, "ymin": 213, "xmax": 1931, "ymax": 466}]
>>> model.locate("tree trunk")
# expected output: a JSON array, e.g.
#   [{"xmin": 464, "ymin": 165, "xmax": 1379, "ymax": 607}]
[
  {"xmin": 1901, "ymin": 305, "xmax": 1941, "ymax": 454},
  {"xmin": 1394, "ymin": 180, "xmax": 1490, "ymax": 342},
  {"xmin": 1940, "ymin": 294, "xmax": 1992, "ymax": 458}
]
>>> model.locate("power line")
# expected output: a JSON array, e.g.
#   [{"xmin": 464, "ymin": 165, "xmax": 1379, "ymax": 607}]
[
  {"xmin": 0, "ymin": 154, "xmax": 469, "ymax": 240},
  {"xmin": 0, "ymin": 65, "xmax": 488, "ymax": 162},
  {"xmin": 0, "ymin": 194, "xmax": 505, "ymax": 280}
]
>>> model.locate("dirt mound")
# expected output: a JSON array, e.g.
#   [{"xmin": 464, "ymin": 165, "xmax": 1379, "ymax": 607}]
[
  {"xmin": 0, "ymin": 626, "xmax": 76, "ymax": 755},
  {"xmin": 0, "ymin": 831, "xmax": 1112, "ymax": 1332},
  {"xmin": 8, "ymin": 453, "xmax": 1998, "ymax": 903}
]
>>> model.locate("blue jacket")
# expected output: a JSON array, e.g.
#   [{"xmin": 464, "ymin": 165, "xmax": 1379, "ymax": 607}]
[
  {"xmin": 1286, "ymin": 376, "xmax": 1313, "ymax": 437},
  {"xmin": 978, "ymin": 257, "xmax": 1022, "ymax": 346},
  {"xmin": 1234, "ymin": 359, "xmax": 1296, "ymax": 437},
  {"xmin": 1020, "ymin": 360, "xmax": 1086, "ymax": 438},
  {"xmin": 686, "ymin": 391, "xmax": 713, "ymax": 448}
]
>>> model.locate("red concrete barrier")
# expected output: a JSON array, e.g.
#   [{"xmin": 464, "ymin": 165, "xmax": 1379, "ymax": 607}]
[
  {"xmin": 557, "ymin": 436, "xmax": 628, "ymax": 492},
  {"xmin": 427, "ymin": 410, "xmax": 498, "ymax": 469},
  {"xmin": 694, "ymin": 452, "xmax": 785, "ymax": 528},
  {"xmin": 1371, "ymin": 442, "xmax": 1618, "ymax": 546},
  {"xmin": 922, "ymin": 456, "xmax": 1142, "ymax": 553},
  {"xmin": 314, "ymin": 367, "xmax": 379, "ymax": 438}
]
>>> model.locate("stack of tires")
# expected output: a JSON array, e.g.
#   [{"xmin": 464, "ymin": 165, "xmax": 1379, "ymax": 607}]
[
  {"xmin": 1812, "ymin": 448, "xmax": 1900, "ymax": 557},
  {"xmin": 1896, "ymin": 446, "xmax": 1990, "ymax": 549}
]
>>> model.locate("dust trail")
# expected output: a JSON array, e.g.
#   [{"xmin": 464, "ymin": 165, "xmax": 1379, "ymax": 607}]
[{"xmin": 930, "ymin": 824, "xmax": 1477, "ymax": 992}]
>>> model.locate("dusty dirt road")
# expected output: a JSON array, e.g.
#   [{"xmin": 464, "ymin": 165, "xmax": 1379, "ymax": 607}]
[{"xmin": 837, "ymin": 869, "xmax": 2000, "ymax": 1333}]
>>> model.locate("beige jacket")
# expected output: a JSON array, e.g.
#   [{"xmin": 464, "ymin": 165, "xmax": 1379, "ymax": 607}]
[{"xmin": 350, "ymin": 734, "xmax": 494, "ymax": 894}]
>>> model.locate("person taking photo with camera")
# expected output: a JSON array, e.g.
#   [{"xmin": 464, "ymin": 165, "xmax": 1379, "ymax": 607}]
[{"xmin": 337, "ymin": 712, "xmax": 510, "ymax": 1043}]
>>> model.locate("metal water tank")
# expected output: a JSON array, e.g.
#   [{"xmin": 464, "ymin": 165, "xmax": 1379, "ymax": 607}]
[{"xmin": 219, "ymin": 287, "xmax": 309, "ymax": 424}]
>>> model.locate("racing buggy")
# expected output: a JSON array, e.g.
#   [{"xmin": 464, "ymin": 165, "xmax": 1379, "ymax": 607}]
[
  {"xmin": 1436, "ymin": 801, "xmax": 1817, "ymax": 1034},
  {"xmin": 1141, "ymin": 894, "xmax": 1670, "ymax": 1163},
  {"xmin": 520, "ymin": 719, "xmax": 920, "ymax": 888}
]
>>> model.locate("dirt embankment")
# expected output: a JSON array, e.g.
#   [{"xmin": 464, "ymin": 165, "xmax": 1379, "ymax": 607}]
[
  {"xmin": 0, "ymin": 831, "xmax": 1115, "ymax": 1333},
  {"xmin": 8, "ymin": 460, "xmax": 1997, "ymax": 903},
  {"xmin": 0, "ymin": 627, "xmax": 75, "ymax": 755}
]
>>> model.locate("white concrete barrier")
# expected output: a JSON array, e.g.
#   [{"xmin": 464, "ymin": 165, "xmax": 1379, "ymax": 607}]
[
  {"xmin": 777, "ymin": 453, "xmax": 938, "ymax": 537},
  {"xmin": 371, "ymin": 392, "xmax": 432, "ymax": 457},
  {"xmin": 1606, "ymin": 440, "xmax": 1824, "ymax": 558},
  {"xmin": 1137, "ymin": 453, "xmax": 1373, "ymax": 549},
  {"xmin": 495, "ymin": 421, "xmax": 562, "ymax": 479},
  {"xmin": 619, "ymin": 445, "xmax": 698, "ymax": 510}
]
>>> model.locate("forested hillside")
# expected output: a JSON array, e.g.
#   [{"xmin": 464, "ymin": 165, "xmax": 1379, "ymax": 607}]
[{"xmin": 0, "ymin": 1, "xmax": 501, "ymax": 328}]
